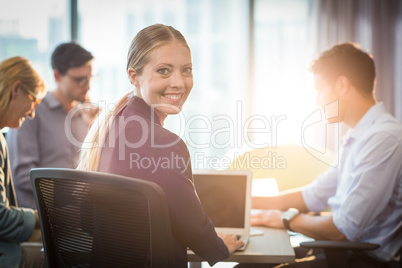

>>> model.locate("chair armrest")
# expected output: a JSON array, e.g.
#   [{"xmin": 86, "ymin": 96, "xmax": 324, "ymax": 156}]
[{"xmin": 300, "ymin": 241, "xmax": 380, "ymax": 251}]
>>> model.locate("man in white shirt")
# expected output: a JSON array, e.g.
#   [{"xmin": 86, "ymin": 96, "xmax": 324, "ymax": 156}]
[{"xmin": 251, "ymin": 43, "xmax": 402, "ymax": 267}]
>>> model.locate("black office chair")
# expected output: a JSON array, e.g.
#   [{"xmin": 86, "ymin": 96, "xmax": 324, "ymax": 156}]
[
  {"xmin": 300, "ymin": 240, "xmax": 401, "ymax": 268},
  {"xmin": 30, "ymin": 168, "xmax": 175, "ymax": 268}
]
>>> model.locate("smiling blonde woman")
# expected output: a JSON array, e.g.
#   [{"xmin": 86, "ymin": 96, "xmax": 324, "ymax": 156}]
[{"xmin": 78, "ymin": 24, "xmax": 244, "ymax": 267}]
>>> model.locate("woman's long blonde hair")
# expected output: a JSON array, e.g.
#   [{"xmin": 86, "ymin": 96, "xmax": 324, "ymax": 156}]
[
  {"xmin": 77, "ymin": 24, "xmax": 190, "ymax": 171},
  {"xmin": 0, "ymin": 56, "xmax": 45, "ymax": 110}
]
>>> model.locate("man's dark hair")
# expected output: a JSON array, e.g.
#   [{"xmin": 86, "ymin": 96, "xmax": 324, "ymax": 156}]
[
  {"xmin": 51, "ymin": 42, "xmax": 94, "ymax": 75},
  {"xmin": 310, "ymin": 43, "xmax": 376, "ymax": 96}
]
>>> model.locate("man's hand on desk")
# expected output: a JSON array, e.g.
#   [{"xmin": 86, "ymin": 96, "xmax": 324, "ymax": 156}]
[
  {"xmin": 218, "ymin": 232, "xmax": 245, "ymax": 254},
  {"xmin": 252, "ymin": 210, "xmax": 347, "ymax": 241},
  {"xmin": 251, "ymin": 209, "xmax": 285, "ymax": 229}
]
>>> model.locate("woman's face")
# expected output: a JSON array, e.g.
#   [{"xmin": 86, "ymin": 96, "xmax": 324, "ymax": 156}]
[
  {"xmin": 7, "ymin": 82, "xmax": 37, "ymax": 128},
  {"xmin": 130, "ymin": 41, "xmax": 193, "ymax": 122}
]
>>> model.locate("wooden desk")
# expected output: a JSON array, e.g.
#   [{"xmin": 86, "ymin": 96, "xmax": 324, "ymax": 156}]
[{"xmin": 187, "ymin": 226, "xmax": 295, "ymax": 264}]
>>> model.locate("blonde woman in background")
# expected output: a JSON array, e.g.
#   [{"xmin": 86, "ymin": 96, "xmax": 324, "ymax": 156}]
[
  {"xmin": 0, "ymin": 56, "xmax": 46, "ymax": 268},
  {"xmin": 78, "ymin": 24, "xmax": 244, "ymax": 267}
]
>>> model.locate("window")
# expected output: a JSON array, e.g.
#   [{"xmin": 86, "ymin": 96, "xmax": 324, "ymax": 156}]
[
  {"xmin": 253, "ymin": 0, "xmax": 316, "ymax": 147},
  {"xmin": 0, "ymin": 0, "xmax": 70, "ymax": 89},
  {"xmin": 1, "ymin": 0, "xmax": 326, "ymax": 169}
]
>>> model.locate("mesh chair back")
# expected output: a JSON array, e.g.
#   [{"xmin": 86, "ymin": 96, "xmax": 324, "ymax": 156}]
[{"xmin": 30, "ymin": 168, "xmax": 175, "ymax": 268}]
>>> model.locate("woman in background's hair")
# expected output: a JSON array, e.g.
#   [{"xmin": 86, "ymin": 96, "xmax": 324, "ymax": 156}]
[{"xmin": 0, "ymin": 56, "xmax": 46, "ymax": 268}]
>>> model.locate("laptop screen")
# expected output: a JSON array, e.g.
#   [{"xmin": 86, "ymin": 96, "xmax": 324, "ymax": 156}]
[{"xmin": 193, "ymin": 173, "xmax": 247, "ymax": 228}]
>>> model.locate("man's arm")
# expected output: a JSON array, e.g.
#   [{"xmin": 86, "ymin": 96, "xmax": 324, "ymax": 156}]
[
  {"xmin": 251, "ymin": 207, "xmax": 347, "ymax": 241},
  {"xmin": 253, "ymin": 164, "xmax": 338, "ymax": 213},
  {"xmin": 252, "ymin": 189, "xmax": 309, "ymax": 212},
  {"xmin": 289, "ymin": 214, "xmax": 347, "ymax": 240},
  {"xmin": 251, "ymin": 168, "xmax": 344, "ymax": 240}
]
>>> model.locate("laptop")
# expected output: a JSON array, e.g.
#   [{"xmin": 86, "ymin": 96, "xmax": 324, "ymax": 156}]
[{"xmin": 192, "ymin": 169, "xmax": 252, "ymax": 251}]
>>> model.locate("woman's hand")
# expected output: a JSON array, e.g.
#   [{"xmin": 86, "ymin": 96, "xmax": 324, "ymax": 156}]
[
  {"xmin": 251, "ymin": 209, "xmax": 285, "ymax": 229},
  {"xmin": 218, "ymin": 233, "xmax": 245, "ymax": 254}
]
